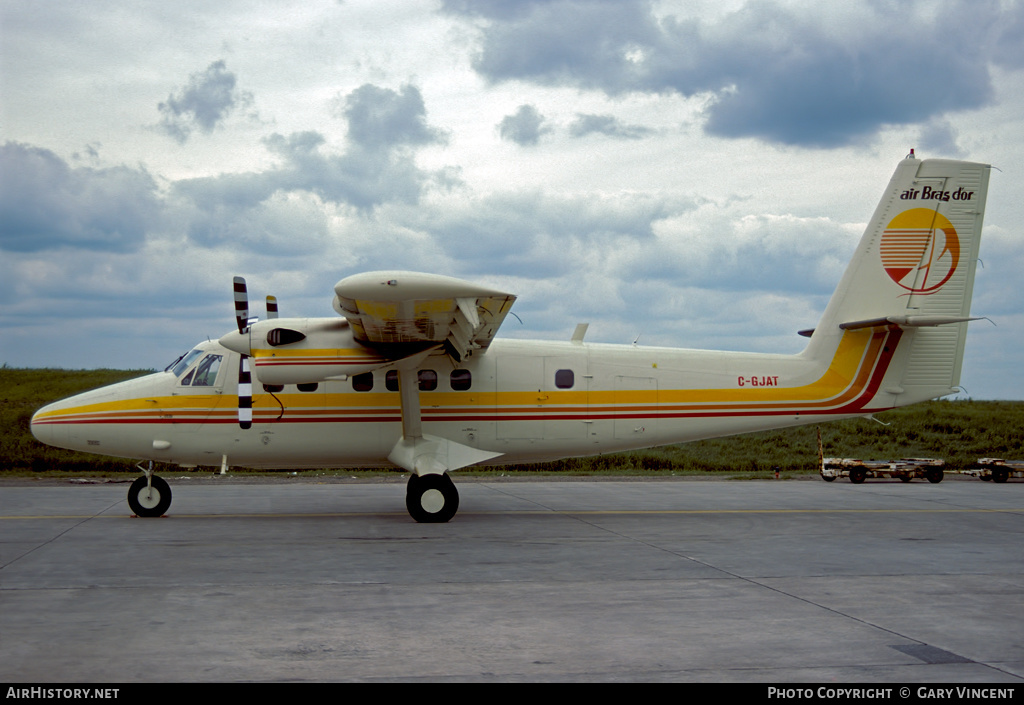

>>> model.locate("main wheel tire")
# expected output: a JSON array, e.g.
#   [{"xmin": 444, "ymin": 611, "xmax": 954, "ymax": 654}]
[
  {"xmin": 128, "ymin": 475, "xmax": 172, "ymax": 517},
  {"xmin": 992, "ymin": 467, "xmax": 1010, "ymax": 484},
  {"xmin": 406, "ymin": 473, "xmax": 459, "ymax": 523},
  {"xmin": 849, "ymin": 468, "xmax": 866, "ymax": 484},
  {"xmin": 926, "ymin": 468, "xmax": 944, "ymax": 484}
]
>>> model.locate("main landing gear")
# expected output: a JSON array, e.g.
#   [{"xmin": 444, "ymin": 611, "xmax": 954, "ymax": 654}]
[
  {"xmin": 406, "ymin": 472, "xmax": 459, "ymax": 523},
  {"xmin": 128, "ymin": 462, "xmax": 172, "ymax": 517}
]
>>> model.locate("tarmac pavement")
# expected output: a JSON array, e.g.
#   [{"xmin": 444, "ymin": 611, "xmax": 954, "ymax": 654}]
[{"xmin": 1, "ymin": 475, "xmax": 1022, "ymax": 683}]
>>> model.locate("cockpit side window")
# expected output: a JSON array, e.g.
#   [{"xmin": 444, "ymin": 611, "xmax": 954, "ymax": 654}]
[{"xmin": 190, "ymin": 354, "xmax": 223, "ymax": 386}]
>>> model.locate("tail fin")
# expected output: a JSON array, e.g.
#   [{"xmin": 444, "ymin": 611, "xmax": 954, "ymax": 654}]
[{"xmin": 806, "ymin": 155, "xmax": 991, "ymax": 407}]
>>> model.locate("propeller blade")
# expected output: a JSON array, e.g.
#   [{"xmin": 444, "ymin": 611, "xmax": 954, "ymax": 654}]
[
  {"xmin": 233, "ymin": 276, "xmax": 249, "ymax": 334},
  {"xmin": 233, "ymin": 276, "xmax": 253, "ymax": 429},
  {"xmin": 238, "ymin": 354, "xmax": 253, "ymax": 430},
  {"xmin": 266, "ymin": 295, "xmax": 278, "ymax": 319}
]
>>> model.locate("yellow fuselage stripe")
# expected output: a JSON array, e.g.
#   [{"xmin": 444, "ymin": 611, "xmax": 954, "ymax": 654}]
[{"xmin": 35, "ymin": 329, "xmax": 881, "ymax": 423}]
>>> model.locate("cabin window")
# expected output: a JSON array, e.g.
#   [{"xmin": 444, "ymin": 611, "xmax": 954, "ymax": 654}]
[
  {"xmin": 418, "ymin": 370, "xmax": 437, "ymax": 391},
  {"xmin": 190, "ymin": 354, "xmax": 223, "ymax": 387},
  {"xmin": 383, "ymin": 370, "xmax": 440, "ymax": 391},
  {"xmin": 352, "ymin": 373, "xmax": 373, "ymax": 392},
  {"xmin": 450, "ymin": 369, "xmax": 472, "ymax": 391},
  {"xmin": 263, "ymin": 384, "xmax": 284, "ymax": 394},
  {"xmin": 555, "ymin": 369, "xmax": 574, "ymax": 389},
  {"xmin": 298, "ymin": 382, "xmax": 319, "ymax": 392}
]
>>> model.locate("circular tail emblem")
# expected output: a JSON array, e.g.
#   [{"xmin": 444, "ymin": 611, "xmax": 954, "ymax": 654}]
[{"xmin": 880, "ymin": 208, "xmax": 960, "ymax": 294}]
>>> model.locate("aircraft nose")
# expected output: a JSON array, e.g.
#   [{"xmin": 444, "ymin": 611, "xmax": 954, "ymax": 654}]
[{"xmin": 30, "ymin": 404, "xmax": 61, "ymax": 447}]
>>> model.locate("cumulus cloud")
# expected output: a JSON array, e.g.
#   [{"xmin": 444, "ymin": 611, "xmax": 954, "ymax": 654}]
[
  {"xmin": 448, "ymin": 0, "xmax": 1016, "ymax": 147},
  {"xmin": 0, "ymin": 142, "xmax": 159, "ymax": 253},
  {"xmin": 341, "ymin": 84, "xmax": 447, "ymax": 150},
  {"xmin": 992, "ymin": 0, "xmax": 1024, "ymax": 69},
  {"xmin": 177, "ymin": 131, "xmax": 435, "ymax": 213},
  {"xmin": 172, "ymin": 83, "xmax": 451, "ymax": 248},
  {"xmin": 918, "ymin": 118, "xmax": 967, "ymax": 158},
  {"xmin": 498, "ymin": 104, "xmax": 551, "ymax": 145},
  {"xmin": 182, "ymin": 190, "xmax": 331, "ymax": 255},
  {"xmin": 158, "ymin": 60, "xmax": 253, "ymax": 143},
  {"xmin": 172, "ymin": 131, "xmax": 430, "ymax": 227},
  {"xmin": 569, "ymin": 113, "xmax": 652, "ymax": 140},
  {"xmin": 453, "ymin": 0, "xmax": 658, "ymax": 93},
  {"xmin": 402, "ymin": 189, "xmax": 689, "ymax": 281}
]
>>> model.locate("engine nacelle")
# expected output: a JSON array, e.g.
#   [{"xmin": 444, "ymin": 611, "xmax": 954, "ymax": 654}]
[{"xmin": 244, "ymin": 317, "xmax": 391, "ymax": 385}]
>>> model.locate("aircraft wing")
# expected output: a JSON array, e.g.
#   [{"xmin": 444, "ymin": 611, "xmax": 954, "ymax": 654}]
[{"xmin": 333, "ymin": 271, "xmax": 517, "ymax": 361}]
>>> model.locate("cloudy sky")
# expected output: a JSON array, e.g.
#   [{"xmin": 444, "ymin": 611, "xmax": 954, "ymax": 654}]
[{"xmin": 2, "ymin": 0, "xmax": 1022, "ymax": 399}]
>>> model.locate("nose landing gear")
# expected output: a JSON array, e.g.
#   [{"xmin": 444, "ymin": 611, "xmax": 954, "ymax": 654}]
[{"xmin": 128, "ymin": 462, "xmax": 172, "ymax": 517}]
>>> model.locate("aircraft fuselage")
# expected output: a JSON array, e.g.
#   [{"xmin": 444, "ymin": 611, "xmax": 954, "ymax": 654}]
[{"xmin": 31, "ymin": 324, "xmax": 911, "ymax": 471}]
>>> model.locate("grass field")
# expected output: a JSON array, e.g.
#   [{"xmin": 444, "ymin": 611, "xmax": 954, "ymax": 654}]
[{"xmin": 3, "ymin": 366, "xmax": 1022, "ymax": 478}]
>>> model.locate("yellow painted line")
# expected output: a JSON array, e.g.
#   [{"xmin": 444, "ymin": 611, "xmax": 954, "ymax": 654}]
[
  {"xmin": 0, "ymin": 513, "xmax": 408, "ymax": 520},
  {"xmin": 556, "ymin": 508, "xmax": 1024, "ymax": 515},
  {"xmin": 3, "ymin": 507, "xmax": 1021, "ymax": 520}
]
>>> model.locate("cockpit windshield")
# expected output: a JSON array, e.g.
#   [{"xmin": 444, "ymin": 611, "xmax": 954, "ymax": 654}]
[{"xmin": 168, "ymin": 349, "xmax": 205, "ymax": 377}]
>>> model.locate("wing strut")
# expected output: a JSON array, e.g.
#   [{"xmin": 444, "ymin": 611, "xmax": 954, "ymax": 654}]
[
  {"xmin": 396, "ymin": 365, "xmax": 423, "ymax": 440},
  {"xmin": 387, "ymin": 354, "xmax": 503, "ymax": 476}
]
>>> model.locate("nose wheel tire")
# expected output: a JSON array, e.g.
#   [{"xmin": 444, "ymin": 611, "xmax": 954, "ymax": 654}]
[
  {"xmin": 406, "ymin": 473, "xmax": 459, "ymax": 523},
  {"xmin": 128, "ymin": 475, "xmax": 172, "ymax": 517}
]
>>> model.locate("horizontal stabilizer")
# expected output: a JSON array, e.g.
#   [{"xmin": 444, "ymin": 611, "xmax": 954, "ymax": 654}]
[
  {"xmin": 839, "ymin": 315, "xmax": 982, "ymax": 330},
  {"xmin": 799, "ymin": 314, "xmax": 982, "ymax": 338}
]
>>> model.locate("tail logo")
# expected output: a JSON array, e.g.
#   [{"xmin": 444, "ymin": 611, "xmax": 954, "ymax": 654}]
[{"xmin": 880, "ymin": 208, "xmax": 960, "ymax": 294}]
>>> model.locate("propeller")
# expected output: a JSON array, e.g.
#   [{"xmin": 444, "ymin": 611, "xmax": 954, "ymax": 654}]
[
  {"xmin": 233, "ymin": 277, "xmax": 253, "ymax": 430},
  {"xmin": 227, "ymin": 279, "xmax": 307, "ymax": 426}
]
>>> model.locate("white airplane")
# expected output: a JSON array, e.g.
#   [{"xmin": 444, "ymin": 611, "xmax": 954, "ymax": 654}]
[{"xmin": 31, "ymin": 154, "xmax": 992, "ymax": 522}]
